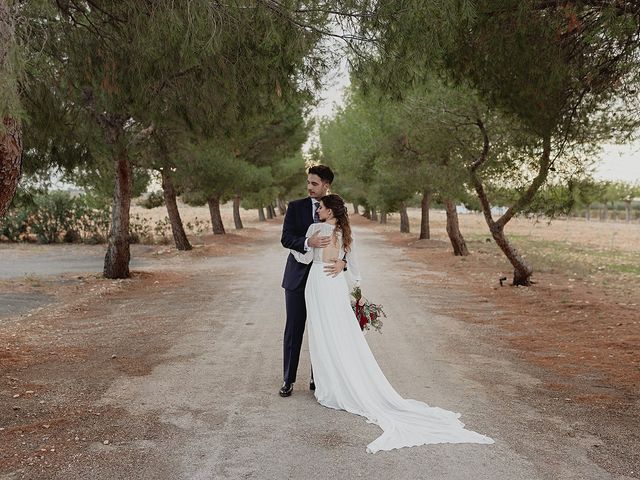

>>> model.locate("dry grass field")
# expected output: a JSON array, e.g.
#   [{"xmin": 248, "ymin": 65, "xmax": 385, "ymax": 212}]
[{"xmin": 380, "ymin": 207, "xmax": 640, "ymax": 289}]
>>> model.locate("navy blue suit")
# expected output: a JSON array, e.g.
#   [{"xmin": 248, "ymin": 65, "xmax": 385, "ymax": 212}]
[{"xmin": 281, "ymin": 197, "xmax": 315, "ymax": 384}]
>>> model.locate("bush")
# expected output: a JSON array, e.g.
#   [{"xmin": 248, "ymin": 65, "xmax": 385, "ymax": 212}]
[
  {"xmin": 138, "ymin": 190, "xmax": 165, "ymax": 209},
  {"xmin": 74, "ymin": 203, "xmax": 110, "ymax": 243},
  {"xmin": 185, "ymin": 217, "xmax": 210, "ymax": 235},
  {"xmin": 130, "ymin": 213, "xmax": 153, "ymax": 244},
  {"xmin": 0, "ymin": 208, "xmax": 30, "ymax": 241},
  {"xmin": 1, "ymin": 190, "xmax": 113, "ymax": 244},
  {"xmin": 1, "ymin": 190, "xmax": 189, "ymax": 245},
  {"xmin": 31, "ymin": 191, "xmax": 76, "ymax": 243},
  {"xmin": 153, "ymin": 217, "xmax": 172, "ymax": 244},
  {"xmin": 63, "ymin": 229, "xmax": 82, "ymax": 243}
]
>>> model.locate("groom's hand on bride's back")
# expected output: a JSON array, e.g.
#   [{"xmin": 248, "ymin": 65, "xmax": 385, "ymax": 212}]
[
  {"xmin": 324, "ymin": 259, "xmax": 346, "ymax": 277},
  {"xmin": 308, "ymin": 230, "xmax": 331, "ymax": 248}
]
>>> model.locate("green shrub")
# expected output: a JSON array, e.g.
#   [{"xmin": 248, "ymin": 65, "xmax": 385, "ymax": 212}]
[
  {"xmin": 63, "ymin": 229, "xmax": 82, "ymax": 243},
  {"xmin": 0, "ymin": 190, "xmax": 179, "ymax": 245},
  {"xmin": 153, "ymin": 217, "xmax": 172, "ymax": 244},
  {"xmin": 130, "ymin": 213, "xmax": 153, "ymax": 244},
  {"xmin": 1, "ymin": 190, "xmax": 112, "ymax": 244},
  {"xmin": 138, "ymin": 191, "xmax": 165, "ymax": 209},
  {"xmin": 0, "ymin": 208, "xmax": 30, "ymax": 242},
  {"xmin": 73, "ymin": 203, "xmax": 111, "ymax": 243},
  {"xmin": 185, "ymin": 217, "xmax": 209, "ymax": 235},
  {"xmin": 31, "ymin": 191, "xmax": 76, "ymax": 244}
]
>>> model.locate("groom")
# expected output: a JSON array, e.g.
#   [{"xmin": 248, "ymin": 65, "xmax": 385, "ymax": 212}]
[{"xmin": 279, "ymin": 165, "xmax": 346, "ymax": 397}]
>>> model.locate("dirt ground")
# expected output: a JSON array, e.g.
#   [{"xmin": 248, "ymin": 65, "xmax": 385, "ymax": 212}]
[
  {"xmin": 360, "ymin": 209, "xmax": 640, "ymax": 478},
  {"xmin": 368, "ymin": 209, "xmax": 639, "ymax": 399},
  {"xmin": 1, "ymin": 205, "xmax": 639, "ymax": 479}
]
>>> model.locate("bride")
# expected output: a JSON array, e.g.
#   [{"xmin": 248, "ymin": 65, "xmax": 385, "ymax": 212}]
[{"xmin": 290, "ymin": 193, "xmax": 494, "ymax": 454}]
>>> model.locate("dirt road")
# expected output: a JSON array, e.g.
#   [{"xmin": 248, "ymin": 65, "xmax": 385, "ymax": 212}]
[{"xmin": 1, "ymin": 223, "xmax": 636, "ymax": 479}]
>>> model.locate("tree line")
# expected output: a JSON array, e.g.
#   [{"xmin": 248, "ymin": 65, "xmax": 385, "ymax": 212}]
[
  {"xmin": 2, "ymin": 1, "xmax": 640, "ymax": 286},
  {"xmin": 319, "ymin": 0, "xmax": 640, "ymax": 285},
  {"xmin": 0, "ymin": 0, "xmax": 338, "ymax": 278}
]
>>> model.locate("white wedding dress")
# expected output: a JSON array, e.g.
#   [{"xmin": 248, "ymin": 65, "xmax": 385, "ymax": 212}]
[{"xmin": 292, "ymin": 222, "xmax": 494, "ymax": 453}]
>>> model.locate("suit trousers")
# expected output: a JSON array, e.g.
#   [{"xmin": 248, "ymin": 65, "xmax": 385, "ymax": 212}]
[{"xmin": 283, "ymin": 288, "xmax": 313, "ymax": 384}]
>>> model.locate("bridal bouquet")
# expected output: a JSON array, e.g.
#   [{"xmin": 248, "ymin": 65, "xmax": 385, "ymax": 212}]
[{"xmin": 350, "ymin": 286, "xmax": 386, "ymax": 334}]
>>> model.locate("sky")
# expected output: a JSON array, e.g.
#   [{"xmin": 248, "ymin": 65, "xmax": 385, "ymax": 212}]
[
  {"xmin": 595, "ymin": 143, "xmax": 640, "ymax": 182},
  {"xmin": 309, "ymin": 60, "xmax": 640, "ymax": 184}
]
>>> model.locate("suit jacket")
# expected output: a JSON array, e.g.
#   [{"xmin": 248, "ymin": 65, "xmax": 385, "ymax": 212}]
[{"xmin": 281, "ymin": 197, "xmax": 315, "ymax": 292}]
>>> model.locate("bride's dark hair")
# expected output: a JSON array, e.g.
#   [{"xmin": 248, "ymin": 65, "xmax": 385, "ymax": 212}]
[{"xmin": 320, "ymin": 194, "xmax": 352, "ymax": 252}]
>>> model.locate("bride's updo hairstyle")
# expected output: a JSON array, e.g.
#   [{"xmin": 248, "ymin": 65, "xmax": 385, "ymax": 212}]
[{"xmin": 320, "ymin": 194, "xmax": 352, "ymax": 252}]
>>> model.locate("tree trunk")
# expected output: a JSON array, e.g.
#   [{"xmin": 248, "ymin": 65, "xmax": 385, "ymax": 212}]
[
  {"xmin": 469, "ymin": 119, "xmax": 550, "ymax": 286},
  {"xmin": 258, "ymin": 205, "xmax": 266, "ymax": 221},
  {"xmin": 233, "ymin": 195, "xmax": 244, "ymax": 230},
  {"xmin": 207, "ymin": 195, "xmax": 225, "ymax": 234},
  {"xmin": 445, "ymin": 199, "xmax": 469, "ymax": 256},
  {"xmin": 277, "ymin": 198, "xmax": 286, "ymax": 216},
  {"xmin": 380, "ymin": 210, "xmax": 387, "ymax": 224},
  {"xmin": 266, "ymin": 204, "xmax": 274, "ymax": 219},
  {"xmin": 419, "ymin": 190, "xmax": 431, "ymax": 240},
  {"xmin": 0, "ymin": 3, "xmax": 22, "ymax": 219},
  {"xmin": 490, "ymin": 225, "xmax": 532, "ymax": 284},
  {"xmin": 399, "ymin": 202, "xmax": 410, "ymax": 233},
  {"xmin": 362, "ymin": 207, "xmax": 371, "ymax": 219},
  {"xmin": 625, "ymin": 201, "xmax": 632, "ymax": 223},
  {"xmin": 161, "ymin": 169, "xmax": 191, "ymax": 251},
  {"xmin": 160, "ymin": 167, "xmax": 191, "ymax": 250},
  {"xmin": 371, "ymin": 208, "xmax": 378, "ymax": 222},
  {"xmin": 585, "ymin": 204, "xmax": 591, "ymax": 221},
  {"xmin": 0, "ymin": 116, "xmax": 22, "ymax": 218},
  {"xmin": 352, "ymin": 203, "xmax": 359, "ymax": 215},
  {"xmin": 104, "ymin": 150, "xmax": 133, "ymax": 279}
]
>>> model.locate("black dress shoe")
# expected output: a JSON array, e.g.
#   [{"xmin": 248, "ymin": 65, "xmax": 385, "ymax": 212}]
[
  {"xmin": 309, "ymin": 380, "xmax": 315, "ymax": 391},
  {"xmin": 279, "ymin": 382, "xmax": 293, "ymax": 397}
]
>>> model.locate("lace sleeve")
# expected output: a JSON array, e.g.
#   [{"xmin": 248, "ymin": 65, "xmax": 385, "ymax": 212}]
[
  {"xmin": 290, "ymin": 224, "xmax": 316, "ymax": 264},
  {"xmin": 345, "ymin": 234, "xmax": 362, "ymax": 288}
]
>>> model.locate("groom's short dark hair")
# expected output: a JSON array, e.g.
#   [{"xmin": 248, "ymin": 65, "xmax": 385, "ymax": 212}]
[{"xmin": 308, "ymin": 165, "xmax": 334, "ymax": 184}]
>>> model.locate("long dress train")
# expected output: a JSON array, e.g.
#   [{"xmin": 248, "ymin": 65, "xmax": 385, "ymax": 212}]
[{"xmin": 292, "ymin": 222, "xmax": 494, "ymax": 453}]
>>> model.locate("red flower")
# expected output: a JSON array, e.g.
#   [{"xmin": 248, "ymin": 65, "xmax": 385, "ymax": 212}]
[{"xmin": 351, "ymin": 291, "xmax": 386, "ymax": 333}]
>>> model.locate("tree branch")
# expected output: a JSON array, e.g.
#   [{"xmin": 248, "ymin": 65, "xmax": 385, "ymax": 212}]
[{"xmin": 495, "ymin": 134, "xmax": 552, "ymax": 228}]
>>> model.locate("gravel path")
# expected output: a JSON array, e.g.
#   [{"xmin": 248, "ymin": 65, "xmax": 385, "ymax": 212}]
[
  {"xmin": 2, "ymin": 224, "xmax": 633, "ymax": 479},
  {"xmin": 0, "ymin": 244, "xmax": 157, "ymax": 280},
  {"xmin": 87, "ymin": 225, "xmax": 624, "ymax": 479}
]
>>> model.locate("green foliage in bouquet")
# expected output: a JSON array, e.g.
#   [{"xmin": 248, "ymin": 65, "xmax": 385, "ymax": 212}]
[{"xmin": 351, "ymin": 286, "xmax": 387, "ymax": 334}]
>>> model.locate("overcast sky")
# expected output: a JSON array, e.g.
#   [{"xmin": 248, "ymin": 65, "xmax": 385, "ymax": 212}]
[{"xmin": 310, "ymin": 60, "xmax": 640, "ymax": 184}]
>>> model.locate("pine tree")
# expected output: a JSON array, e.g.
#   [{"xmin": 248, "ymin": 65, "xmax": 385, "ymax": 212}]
[
  {"xmin": 352, "ymin": 0, "xmax": 640, "ymax": 284},
  {"xmin": 0, "ymin": 1, "xmax": 21, "ymax": 218},
  {"xmin": 19, "ymin": 0, "xmax": 331, "ymax": 276}
]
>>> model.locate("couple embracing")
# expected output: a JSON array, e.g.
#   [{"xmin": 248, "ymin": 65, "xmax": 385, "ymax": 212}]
[{"xmin": 279, "ymin": 165, "xmax": 494, "ymax": 454}]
